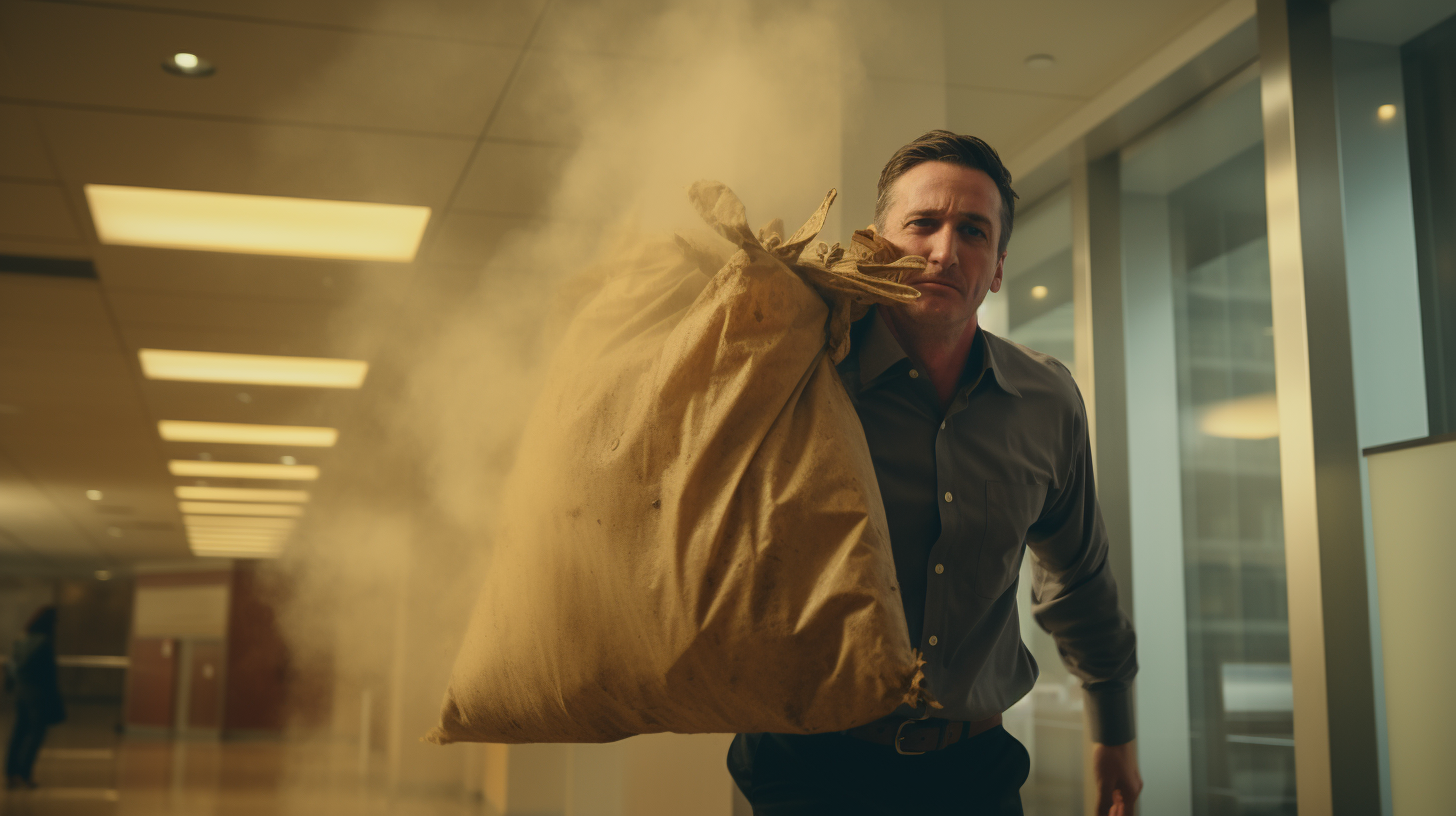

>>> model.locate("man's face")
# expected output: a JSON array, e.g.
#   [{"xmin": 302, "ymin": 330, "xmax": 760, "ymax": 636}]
[{"xmin": 880, "ymin": 161, "xmax": 1006, "ymax": 332}]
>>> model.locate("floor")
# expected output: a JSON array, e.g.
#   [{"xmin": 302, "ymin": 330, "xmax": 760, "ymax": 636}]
[{"xmin": 0, "ymin": 704, "xmax": 480, "ymax": 816}]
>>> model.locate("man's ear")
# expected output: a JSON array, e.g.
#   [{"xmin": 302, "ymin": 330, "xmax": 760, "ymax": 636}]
[{"xmin": 989, "ymin": 252, "xmax": 1006, "ymax": 294}]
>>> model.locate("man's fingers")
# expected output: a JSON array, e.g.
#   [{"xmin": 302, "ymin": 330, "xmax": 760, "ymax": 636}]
[{"xmin": 1096, "ymin": 784, "xmax": 1115, "ymax": 816}]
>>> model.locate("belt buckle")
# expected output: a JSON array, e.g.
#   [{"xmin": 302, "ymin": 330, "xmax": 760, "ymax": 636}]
[{"xmin": 894, "ymin": 717, "xmax": 931, "ymax": 756}]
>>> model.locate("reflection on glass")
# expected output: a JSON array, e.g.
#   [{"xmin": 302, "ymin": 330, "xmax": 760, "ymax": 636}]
[
  {"xmin": 1122, "ymin": 72, "xmax": 1296, "ymax": 816},
  {"xmin": 990, "ymin": 186, "xmax": 1082, "ymax": 816}
]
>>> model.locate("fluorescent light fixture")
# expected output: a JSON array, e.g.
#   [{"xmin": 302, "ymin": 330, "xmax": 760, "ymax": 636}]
[
  {"xmin": 187, "ymin": 533, "xmax": 286, "ymax": 544},
  {"xmin": 179, "ymin": 501, "xmax": 304, "ymax": 517},
  {"xmin": 159, "ymin": 420, "xmax": 337, "ymax": 447},
  {"xmin": 169, "ymin": 460, "xmax": 319, "ymax": 481},
  {"xmin": 84, "ymin": 184, "xmax": 430, "ymax": 261},
  {"xmin": 139, "ymin": 349, "xmax": 368, "ymax": 389},
  {"xmin": 183, "ymin": 515, "xmax": 296, "ymax": 530},
  {"xmin": 1200, "ymin": 392, "xmax": 1279, "ymax": 440},
  {"xmin": 191, "ymin": 546, "xmax": 281, "ymax": 560},
  {"xmin": 174, "ymin": 486, "xmax": 309, "ymax": 503}
]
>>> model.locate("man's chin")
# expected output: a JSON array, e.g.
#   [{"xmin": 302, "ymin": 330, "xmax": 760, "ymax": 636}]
[{"xmin": 885, "ymin": 299, "xmax": 973, "ymax": 328}]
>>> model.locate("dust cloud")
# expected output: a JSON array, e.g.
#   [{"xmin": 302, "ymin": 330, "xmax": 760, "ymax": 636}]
[{"xmin": 257, "ymin": 0, "xmax": 889, "ymax": 781}]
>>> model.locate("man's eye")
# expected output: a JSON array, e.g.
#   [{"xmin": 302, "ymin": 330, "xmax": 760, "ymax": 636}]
[
  {"xmin": 908, "ymin": 218, "xmax": 937, "ymax": 228},
  {"xmin": 958, "ymin": 224, "xmax": 984, "ymax": 237}
]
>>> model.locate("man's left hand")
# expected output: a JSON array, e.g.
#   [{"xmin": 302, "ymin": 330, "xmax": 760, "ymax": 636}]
[{"xmin": 1093, "ymin": 742, "xmax": 1142, "ymax": 816}]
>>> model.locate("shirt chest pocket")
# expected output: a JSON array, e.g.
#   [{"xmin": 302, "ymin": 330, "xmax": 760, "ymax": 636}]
[{"xmin": 972, "ymin": 480, "xmax": 1048, "ymax": 599}]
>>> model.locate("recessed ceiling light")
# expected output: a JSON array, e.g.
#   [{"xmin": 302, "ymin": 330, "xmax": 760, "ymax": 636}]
[
  {"xmin": 84, "ymin": 184, "xmax": 431, "ymax": 261},
  {"xmin": 174, "ymin": 486, "xmax": 309, "ymax": 503},
  {"xmin": 1030, "ymin": 285, "xmax": 1049, "ymax": 299},
  {"xmin": 86, "ymin": 489, "xmax": 103, "ymax": 501},
  {"xmin": 94, "ymin": 569, "xmax": 112, "ymax": 581},
  {"xmin": 1377, "ymin": 104, "xmax": 1397, "ymax": 121},
  {"xmin": 178, "ymin": 501, "xmax": 305, "ymax": 517},
  {"xmin": 183, "ymin": 515, "xmax": 296, "ymax": 530},
  {"xmin": 158, "ymin": 420, "xmax": 337, "ymax": 447},
  {"xmin": 164, "ymin": 52, "xmax": 216, "ymax": 77},
  {"xmin": 139, "ymin": 349, "xmax": 369, "ymax": 389},
  {"xmin": 1025, "ymin": 54, "xmax": 1056, "ymax": 69},
  {"xmin": 169, "ymin": 460, "xmax": 319, "ymax": 481}
]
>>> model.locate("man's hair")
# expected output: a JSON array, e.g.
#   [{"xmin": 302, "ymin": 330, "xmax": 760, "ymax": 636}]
[{"xmin": 874, "ymin": 130, "xmax": 1019, "ymax": 255}]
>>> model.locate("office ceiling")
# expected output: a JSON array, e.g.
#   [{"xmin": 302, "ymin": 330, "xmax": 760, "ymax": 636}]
[{"xmin": 0, "ymin": 0, "xmax": 1232, "ymax": 568}]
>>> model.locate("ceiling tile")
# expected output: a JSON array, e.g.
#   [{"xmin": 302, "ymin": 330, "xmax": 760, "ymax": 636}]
[
  {"xmin": 39, "ymin": 108, "xmax": 473, "ymax": 208},
  {"xmin": 532, "ymin": 0, "xmax": 680, "ymax": 57},
  {"xmin": 0, "ymin": 455, "xmax": 106, "ymax": 561},
  {"xmin": 452, "ymin": 140, "xmax": 572, "ymax": 216},
  {"xmin": 946, "ymin": 85, "xmax": 1084, "ymax": 159},
  {"xmin": 0, "ymin": 1, "xmax": 519, "ymax": 135},
  {"xmin": 84, "ymin": 0, "xmax": 546, "ymax": 46},
  {"xmin": 0, "ymin": 103, "xmax": 54, "ymax": 180},
  {"xmin": 118, "ymin": 325, "xmax": 347, "ymax": 359},
  {"xmin": 423, "ymin": 210, "xmax": 537, "ymax": 267},
  {"xmin": 92, "ymin": 245, "xmax": 409, "ymax": 305},
  {"xmin": 942, "ymin": 0, "xmax": 1228, "ymax": 99},
  {"xmin": 486, "ymin": 49, "xmax": 655, "ymax": 143},
  {"xmin": 0, "ymin": 180, "xmax": 82, "ymax": 242},
  {"xmin": 105, "ymin": 290, "xmax": 344, "ymax": 336}
]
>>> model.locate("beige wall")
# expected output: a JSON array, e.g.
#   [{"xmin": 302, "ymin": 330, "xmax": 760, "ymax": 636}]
[
  {"xmin": 1367, "ymin": 438, "xmax": 1456, "ymax": 816},
  {"xmin": 132, "ymin": 584, "xmax": 229, "ymax": 639}
]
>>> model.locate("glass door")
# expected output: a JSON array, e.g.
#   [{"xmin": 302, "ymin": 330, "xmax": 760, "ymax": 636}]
[{"xmin": 1121, "ymin": 69, "xmax": 1297, "ymax": 816}]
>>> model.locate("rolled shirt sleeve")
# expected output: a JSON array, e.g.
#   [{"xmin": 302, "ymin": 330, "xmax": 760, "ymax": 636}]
[{"xmin": 1026, "ymin": 383, "xmax": 1138, "ymax": 746}]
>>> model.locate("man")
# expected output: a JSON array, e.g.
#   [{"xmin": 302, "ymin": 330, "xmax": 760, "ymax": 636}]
[
  {"xmin": 728, "ymin": 131, "xmax": 1141, "ymax": 815},
  {"xmin": 5, "ymin": 605, "xmax": 63, "ymax": 790}
]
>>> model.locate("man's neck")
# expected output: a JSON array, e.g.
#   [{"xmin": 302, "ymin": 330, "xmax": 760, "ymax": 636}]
[{"xmin": 881, "ymin": 311, "xmax": 980, "ymax": 409}]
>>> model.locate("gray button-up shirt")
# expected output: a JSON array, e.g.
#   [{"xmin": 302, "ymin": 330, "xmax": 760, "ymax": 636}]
[{"xmin": 836, "ymin": 309, "xmax": 1137, "ymax": 745}]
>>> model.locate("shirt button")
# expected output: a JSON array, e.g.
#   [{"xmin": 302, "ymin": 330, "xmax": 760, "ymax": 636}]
[
  {"xmin": 944, "ymin": 492, "xmax": 953, "ymax": 503},
  {"xmin": 928, "ymin": 636, "xmax": 938, "ymax": 646},
  {"xmin": 935, "ymin": 564, "xmax": 944, "ymax": 574},
  {"xmin": 908, "ymin": 369, "xmax": 920, "ymax": 378}
]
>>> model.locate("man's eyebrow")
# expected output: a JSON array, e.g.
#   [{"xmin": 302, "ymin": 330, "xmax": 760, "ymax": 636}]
[{"xmin": 904, "ymin": 208, "xmax": 994, "ymax": 226}]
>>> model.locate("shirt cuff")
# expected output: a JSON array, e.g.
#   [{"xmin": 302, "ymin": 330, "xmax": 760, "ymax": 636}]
[{"xmin": 1085, "ymin": 686, "xmax": 1135, "ymax": 746}]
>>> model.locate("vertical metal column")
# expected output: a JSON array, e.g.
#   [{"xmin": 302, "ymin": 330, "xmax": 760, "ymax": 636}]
[{"xmin": 1256, "ymin": 1, "xmax": 1382, "ymax": 813}]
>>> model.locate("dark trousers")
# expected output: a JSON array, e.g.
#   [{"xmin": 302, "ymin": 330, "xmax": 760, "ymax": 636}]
[
  {"xmin": 728, "ymin": 725, "xmax": 1030, "ymax": 816},
  {"xmin": 5, "ymin": 704, "xmax": 48, "ymax": 782}
]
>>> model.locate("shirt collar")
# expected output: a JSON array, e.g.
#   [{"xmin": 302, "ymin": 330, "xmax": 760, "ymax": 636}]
[{"xmin": 855, "ymin": 308, "xmax": 1022, "ymax": 398}]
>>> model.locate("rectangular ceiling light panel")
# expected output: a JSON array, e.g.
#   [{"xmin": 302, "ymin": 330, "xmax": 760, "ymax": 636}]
[
  {"xmin": 169, "ymin": 461, "xmax": 319, "ymax": 481},
  {"xmin": 85, "ymin": 184, "xmax": 430, "ymax": 261},
  {"xmin": 174, "ymin": 486, "xmax": 309, "ymax": 503},
  {"xmin": 178, "ymin": 501, "xmax": 304, "ymax": 517},
  {"xmin": 140, "ymin": 349, "xmax": 369, "ymax": 388},
  {"xmin": 159, "ymin": 420, "xmax": 337, "ymax": 447},
  {"xmin": 190, "ymin": 546, "xmax": 282, "ymax": 560},
  {"xmin": 183, "ymin": 515, "xmax": 295, "ymax": 531}
]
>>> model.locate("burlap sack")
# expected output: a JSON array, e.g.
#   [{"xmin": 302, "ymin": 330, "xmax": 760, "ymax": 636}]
[{"xmin": 430, "ymin": 182, "xmax": 937, "ymax": 744}]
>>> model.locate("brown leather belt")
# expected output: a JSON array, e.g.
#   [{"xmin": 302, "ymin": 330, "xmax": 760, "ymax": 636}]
[{"xmin": 843, "ymin": 713, "xmax": 1002, "ymax": 755}]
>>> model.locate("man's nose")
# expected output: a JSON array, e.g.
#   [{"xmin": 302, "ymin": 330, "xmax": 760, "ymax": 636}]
[{"xmin": 926, "ymin": 226, "xmax": 957, "ymax": 269}]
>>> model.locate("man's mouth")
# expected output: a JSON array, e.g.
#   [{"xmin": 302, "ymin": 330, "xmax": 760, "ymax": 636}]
[{"xmin": 910, "ymin": 279, "xmax": 962, "ymax": 295}]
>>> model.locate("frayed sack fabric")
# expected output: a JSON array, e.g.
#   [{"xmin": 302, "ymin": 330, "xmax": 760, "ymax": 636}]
[{"xmin": 430, "ymin": 182, "xmax": 939, "ymax": 745}]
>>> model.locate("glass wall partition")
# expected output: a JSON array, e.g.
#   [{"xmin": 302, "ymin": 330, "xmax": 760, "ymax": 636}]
[
  {"xmin": 1120, "ymin": 68, "xmax": 1296, "ymax": 816},
  {"xmin": 986, "ymin": 188, "xmax": 1081, "ymax": 816}
]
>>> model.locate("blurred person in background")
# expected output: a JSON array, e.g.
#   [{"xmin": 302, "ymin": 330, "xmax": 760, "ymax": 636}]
[{"xmin": 5, "ymin": 605, "xmax": 64, "ymax": 789}]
